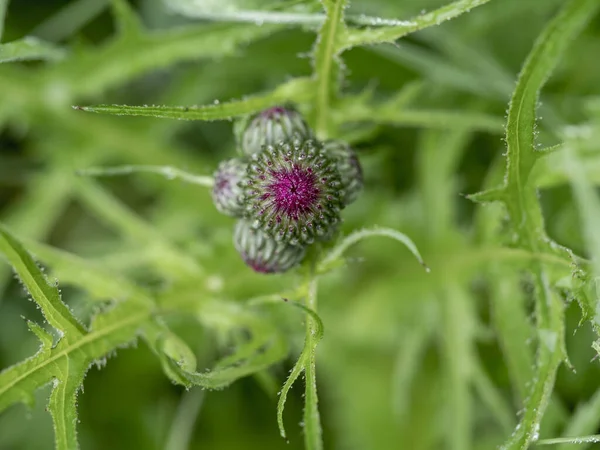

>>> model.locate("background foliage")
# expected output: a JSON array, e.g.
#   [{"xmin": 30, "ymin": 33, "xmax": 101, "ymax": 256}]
[{"xmin": 1, "ymin": 0, "xmax": 600, "ymax": 449}]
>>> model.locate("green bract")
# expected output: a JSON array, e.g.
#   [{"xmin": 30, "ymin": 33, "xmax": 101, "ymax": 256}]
[
  {"xmin": 211, "ymin": 158, "xmax": 247, "ymax": 217},
  {"xmin": 239, "ymin": 105, "xmax": 313, "ymax": 157},
  {"xmin": 233, "ymin": 219, "xmax": 306, "ymax": 273},
  {"xmin": 322, "ymin": 140, "xmax": 363, "ymax": 206},
  {"xmin": 243, "ymin": 138, "xmax": 344, "ymax": 246}
]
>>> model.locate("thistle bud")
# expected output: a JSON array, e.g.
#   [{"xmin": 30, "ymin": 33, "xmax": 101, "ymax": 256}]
[
  {"xmin": 323, "ymin": 140, "xmax": 363, "ymax": 206},
  {"xmin": 243, "ymin": 138, "xmax": 344, "ymax": 246},
  {"xmin": 239, "ymin": 106, "xmax": 313, "ymax": 156},
  {"xmin": 211, "ymin": 158, "xmax": 247, "ymax": 217},
  {"xmin": 234, "ymin": 219, "xmax": 306, "ymax": 274}
]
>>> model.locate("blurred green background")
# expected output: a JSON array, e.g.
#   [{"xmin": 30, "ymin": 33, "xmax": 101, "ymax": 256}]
[{"xmin": 1, "ymin": 0, "xmax": 600, "ymax": 449}]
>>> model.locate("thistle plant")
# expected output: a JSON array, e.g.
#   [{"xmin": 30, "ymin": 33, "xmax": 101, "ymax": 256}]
[{"xmin": 1, "ymin": 1, "xmax": 600, "ymax": 450}]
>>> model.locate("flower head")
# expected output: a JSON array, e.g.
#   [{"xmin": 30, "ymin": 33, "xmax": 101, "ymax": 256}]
[
  {"xmin": 234, "ymin": 219, "xmax": 306, "ymax": 274},
  {"xmin": 211, "ymin": 158, "xmax": 247, "ymax": 217},
  {"xmin": 243, "ymin": 138, "xmax": 344, "ymax": 245},
  {"xmin": 323, "ymin": 140, "xmax": 363, "ymax": 206},
  {"xmin": 238, "ymin": 105, "xmax": 312, "ymax": 156}
]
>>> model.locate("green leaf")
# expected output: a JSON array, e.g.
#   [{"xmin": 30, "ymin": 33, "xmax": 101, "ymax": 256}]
[
  {"xmin": 77, "ymin": 165, "xmax": 214, "ymax": 188},
  {"xmin": 0, "ymin": 225, "xmax": 86, "ymax": 338},
  {"xmin": 495, "ymin": 1, "xmax": 600, "ymax": 448},
  {"xmin": 0, "ymin": 37, "xmax": 65, "ymax": 63},
  {"xmin": 467, "ymin": 187, "xmax": 507, "ymax": 204},
  {"xmin": 313, "ymin": 0, "xmax": 348, "ymax": 137},
  {"xmin": 276, "ymin": 297, "xmax": 324, "ymax": 445},
  {"xmin": 537, "ymin": 435, "xmax": 600, "ymax": 446},
  {"xmin": 504, "ymin": 0, "xmax": 599, "ymax": 206},
  {"xmin": 74, "ymin": 77, "xmax": 313, "ymax": 121},
  {"xmin": 339, "ymin": 0, "xmax": 492, "ymax": 51},
  {"xmin": 319, "ymin": 226, "xmax": 428, "ymax": 273},
  {"xmin": 155, "ymin": 320, "xmax": 288, "ymax": 390},
  {"xmin": 0, "ymin": 227, "xmax": 152, "ymax": 450}
]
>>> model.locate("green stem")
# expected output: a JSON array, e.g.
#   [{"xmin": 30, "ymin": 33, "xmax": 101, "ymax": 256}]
[
  {"xmin": 303, "ymin": 258, "xmax": 323, "ymax": 450},
  {"xmin": 313, "ymin": 0, "xmax": 346, "ymax": 137}
]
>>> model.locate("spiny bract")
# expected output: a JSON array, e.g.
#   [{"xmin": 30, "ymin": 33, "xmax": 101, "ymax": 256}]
[
  {"xmin": 243, "ymin": 138, "xmax": 344, "ymax": 246},
  {"xmin": 239, "ymin": 105, "xmax": 313, "ymax": 157},
  {"xmin": 322, "ymin": 140, "xmax": 363, "ymax": 206},
  {"xmin": 234, "ymin": 219, "xmax": 306, "ymax": 274},
  {"xmin": 211, "ymin": 158, "xmax": 247, "ymax": 217}
]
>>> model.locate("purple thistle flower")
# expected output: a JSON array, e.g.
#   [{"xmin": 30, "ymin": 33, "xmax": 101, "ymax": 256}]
[
  {"xmin": 243, "ymin": 138, "xmax": 344, "ymax": 246},
  {"xmin": 234, "ymin": 219, "xmax": 306, "ymax": 274},
  {"xmin": 322, "ymin": 140, "xmax": 364, "ymax": 206},
  {"xmin": 238, "ymin": 105, "xmax": 313, "ymax": 156},
  {"xmin": 211, "ymin": 158, "xmax": 247, "ymax": 217}
]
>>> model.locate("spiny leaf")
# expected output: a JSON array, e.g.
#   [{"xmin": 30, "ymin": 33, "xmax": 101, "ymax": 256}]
[
  {"xmin": 0, "ymin": 228, "xmax": 153, "ymax": 450},
  {"xmin": 312, "ymin": 0, "xmax": 347, "ymax": 137},
  {"xmin": 48, "ymin": 364, "xmax": 85, "ymax": 450},
  {"xmin": 537, "ymin": 435, "xmax": 600, "ymax": 446},
  {"xmin": 467, "ymin": 187, "xmax": 507, "ymax": 204},
  {"xmin": 156, "ymin": 327, "xmax": 288, "ymax": 390},
  {"xmin": 0, "ymin": 37, "xmax": 65, "ymax": 63},
  {"xmin": 169, "ymin": 0, "xmax": 442, "ymax": 29},
  {"xmin": 277, "ymin": 298, "xmax": 324, "ymax": 441},
  {"xmin": 504, "ymin": 0, "xmax": 599, "ymax": 202},
  {"xmin": 339, "ymin": 0, "xmax": 492, "ymax": 51},
  {"xmin": 74, "ymin": 77, "xmax": 313, "ymax": 121},
  {"xmin": 0, "ymin": 225, "xmax": 86, "ymax": 338},
  {"xmin": 319, "ymin": 226, "xmax": 428, "ymax": 273},
  {"xmin": 497, "ymin": 2, "xmax": 599, "ymax": 448},
  {"xmin": 167, "ymin": 0, "xmax": 321, "ymax": 24}
]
